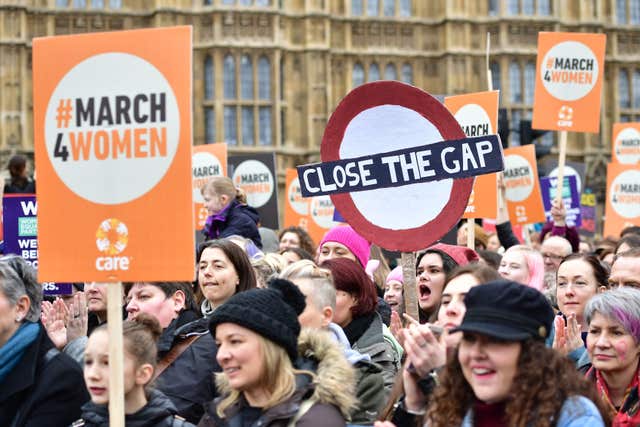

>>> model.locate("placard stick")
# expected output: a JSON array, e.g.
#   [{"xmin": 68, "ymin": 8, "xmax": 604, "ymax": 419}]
[
  {"xmin": 486, "ymin": 32, "xmax": 492, "ymax": 91},
  {"xmin": 401, "ymin": 252, "xmax": 419, "ymax": 323},
  {"xmin": 555, "ymin": 130, "xmax": 568, "ymax": 205},
  {"xmin": 467, "ymin": 220, "xmax": 475, "ymax": 249},
  {"xmin": 107, "ymin": 283, "xmax": 125, "ymax": 427}
]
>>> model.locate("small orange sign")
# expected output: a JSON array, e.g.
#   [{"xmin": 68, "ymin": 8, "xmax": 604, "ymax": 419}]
[
  {"xmin": 603, "ymin": 162, "xmax": 640, "ymax": 237},
  {"xmin": 33, "ymin": 27, "xmax": 194, "ymax": 282},
  {"xmin": 611, "ymin": 123, "xmax": 640, "ymax": 165},
  {"xmin": 503, "ymin": 145, "xmax": 546, "ymax": 225},
  {"xmin": 532, "ymin": 32, "xmax": 606, "ymax": 133},
  {"xmin": 284, "ymin": 168, "xmax": 341, "ymax": 247},
  {"xmin": 193, "ymin": 143, "xmax": 227, "ymax": 230},
  {"xmin": 444, "ymin": 91, "xmax": 499, "ymax": 218}
]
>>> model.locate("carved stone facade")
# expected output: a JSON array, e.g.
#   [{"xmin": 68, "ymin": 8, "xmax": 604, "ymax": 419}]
[{"xmin": 1, "ymin": 0, "xmax": 639, "ymax": 222}]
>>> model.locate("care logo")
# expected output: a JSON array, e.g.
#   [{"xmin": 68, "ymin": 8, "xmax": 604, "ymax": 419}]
[
  {"xmin": 232, "ymin": 160, "xmax": 274, "ymax": 208},
  {"xmin": 504, "ymin": 154, "xmax": 534, "ymax": 202},
  {"xmin": 45, "ymin": 53, "xmax": 180, "ymax": 205},
  {"xmin": 541, "ymin": 41, "xmax": 599, "ymax": 101},
  {"xmin": 611, "ymin": 170, "xmax": 640, "ymax": 219},
  {"xmin": 95, "ymin": 218, "xmax": 130, "ymax": 271},
  {"xmin": 614, "ymin": 127, "xmax": 640, "ymax": 164}
]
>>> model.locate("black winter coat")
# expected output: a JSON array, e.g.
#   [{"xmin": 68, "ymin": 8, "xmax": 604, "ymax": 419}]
[
  {"xmin": 155, "ymin": 314, "xmax": 220, "ymax": 425},
  {"xmin": 0, "ymin": 323, "xmax": 89, "ymax": 427},
  {"xmin": 71, "ymin": 389, "xmax": 196, "ymax": 427},
  {"xmin": 202, "ymin": 200, "xmax": 262, "ymax": 248}
]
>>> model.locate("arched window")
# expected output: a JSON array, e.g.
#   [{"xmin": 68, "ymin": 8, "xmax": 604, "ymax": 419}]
[
  {"xmin": 509, "ymin": 61, "xmax": 522, "ymax": 103},
  {"xmin": 401, "ymin": 63, "xmax": 413, "ymax": 84},
  {"xmin": 538, "ymin": 0, "xmax": 551, "ymax": 15},
  {"xmin": 619, "ymin": 69, "xmax": 630, "ymax": 108},
  {"xmin": 352, "ymin": 0, "xmax": 363, "ymax": 15},
  {"xmin": 204, "ymin": 55, "xmax": 214, "ymax": 100},
  {"xmin": 524, "ymin": 62, "xmax": 535, "ymax": 104},
  {"xmin": 353, "ymin": 63, "xmax": 365, "ymax": 87},
  {"xmin": 73, "ymin": 0, "xmax": 85, "ymax": 6},
  {"xmin": 369, "ymin": 63, "xmax": 380, "ymax": 82},
  {"xmin": 256, "ymin": 0, "xmax": 270, "ymax": 5},
  {"xmin": 240, "ymin": 0, "xmax": 252, "ymax": 5},
  {"xmin": 522, "ymin": 0, "xmax": 534, "ymax": 14},
  {"xmin": 367, "ymin": 0, "xmax": 379, "ymax": 15},
  {"xmin": 490, "ymin": 61, "xmax": 501, "ymax": 91},
  {"xmin": 109, "ymin": 0, "xmax": 121, "ymax": 8},
  {"xmin": 258, "ymin": 56, "xmax": 271, "ymax": 100},
  {"xmin": 223, "ymin": 54, "xmax": 236, "ymax": 99},
  {"xmin": 240, "ymin": 55, "xmax": 254, "ymax": 100},
  {"xmin": 507, "ymin": 0, "xmax": 519, "ymax": 14},
  {"xmin": 511, "ymin": 110, "xmax": 521, "ymax": 145},
  {"xmin": 383, "ymin": 0, "xmax": 395, "ymax": 16},
  {"xmin": 280, "ymin": 57, "xmax": 285, "ymax": 100},
  {"xmin": 489, "ymin": 0, "xmax": 499, "ymax": 15},
  {"xmin": 56, "ymin": 0, "xmax": 68, "ymax": 6},
  {"xmin": 633, "ymin": 70, "xmax": 640, "ymax": 108},
  {"xmin": 384, "ymin": 63, "xmax": 397, "ymax": 80},
  {"xmin": 399, "ymin": 0, "xmax": 411, "ymax": 16},
  {"xmin": 91, "ymin": 0, "xmax": 104, "ymax": 8}
]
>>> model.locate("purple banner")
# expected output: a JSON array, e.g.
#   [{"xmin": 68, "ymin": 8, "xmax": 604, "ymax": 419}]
[
  {"xmin": 3, "ymin": 195, "xmax": 38, "ymax": 268},
  {"xmin": 540, "ymin": 175, "xmax": 581, "ymax": 227}
]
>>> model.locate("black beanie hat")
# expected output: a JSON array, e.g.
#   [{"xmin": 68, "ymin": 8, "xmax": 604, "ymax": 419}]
[
  {"xmin": 208, "ymin": 278, "xmax": 306, "ymax": 361},
  {"xmin": 451, "ymin": 280, "xmax": 554, "ymax": 341}
]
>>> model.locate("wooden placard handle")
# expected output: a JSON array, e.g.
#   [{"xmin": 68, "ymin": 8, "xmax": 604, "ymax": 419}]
[
  {"xmin": 107, "ymin": 283, "xmax": 125, "ymax": 427},
  {"xmin": 401, "ymin": 252, "xmax": 419, "ymax": 323}
]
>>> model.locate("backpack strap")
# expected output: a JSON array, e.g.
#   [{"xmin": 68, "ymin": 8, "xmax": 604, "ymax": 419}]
[
  {"xmin": 287, "ymin": 398, "xmax": 317, "ymax": 427},
  {"xmin": 152, "ymin": 334, "xmax": 202, "ymax": 382}
]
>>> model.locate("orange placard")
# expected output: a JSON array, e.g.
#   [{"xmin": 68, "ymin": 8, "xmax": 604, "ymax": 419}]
[
  {"xmin": 503, "ymin": 145, "xmax": 546, "ymax": 225},
  {"xmin": 532, "ymin": 32, "xmax": 606, "ymax": 133},
  {"xmin": 193, "ymin": 143, "xmax": 227, "ymax": 230},
  {"xmin": 444, "ymin": 91, "xmax": 499, "ymax": 218},
  {"xmin": 283, "ymin": 168, "xmax": 341, "ymax": 247},
  {"xmin": 33, "ymin": 27, "xmax": 194, "ymax": 282},
  {"xmin": 603, "ymin": 162, "xmax": 640, "ymax": 237},
  {"xmin": 611, "ymin": 123, "xmax": 640, "ymax": 165}
]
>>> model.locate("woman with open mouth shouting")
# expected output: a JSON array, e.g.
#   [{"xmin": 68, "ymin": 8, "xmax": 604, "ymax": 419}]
[
  {"xmin": 415, "ymin": 244, "xmax": 479, "ymax": 323},
  {"xmin": 583, "ymin": 287, "xmax": 640, "ymax": 426},
  {"xmin": 424, "ymin": 280, "xmax": 608, "ymax": 427}
]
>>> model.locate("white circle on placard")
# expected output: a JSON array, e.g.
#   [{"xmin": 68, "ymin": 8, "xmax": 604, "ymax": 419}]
[
  {"xmin": 504, "ymin": 154, "xmax": 535, "ymax": 202},
  {"xmin": 232, "ymin": 160, "xmax": 274, "ymax": 208},
  {"xmin": 549, "ymin": 165, "xmax": 581, "ymax": 194},
  {"xmin": 614, "ymin": 127, "xmax": 640, "ymax": 165},
  {"xmin": 310, "ymin": 195, "xmax": 339, "ymax": 229},
  {"xmin": 540, "ymin": 41, "xmax": 599, "ymax": 101},
  {"xmin": 45, "ymin": 53, "xmax": 180, "ymax": 205},
  {"xmin": 192, "ymin": 151, "xmax": 224, "ymax": 203},
  {"xmin": 454, "ymin": 104, "xmax": 493, "ymax": 136},
  {"xmin": 288, "ymin": 177, "xmax": 308, "ymax": 215},
  {"xmin": 611, "ymin": 170, "xmax": 640, "ymax": 219},
  {"xmin": 339, "ymin": 104, "xmax": 451, "ymax": 230}
]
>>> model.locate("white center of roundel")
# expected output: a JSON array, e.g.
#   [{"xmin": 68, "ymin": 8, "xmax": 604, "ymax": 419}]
[{"xmin": 339, "ymin": 104, "xmax": 452, "ymax": 230}]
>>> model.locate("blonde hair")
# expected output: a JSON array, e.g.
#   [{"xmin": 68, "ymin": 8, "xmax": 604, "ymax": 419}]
[
  {"xmin": 216, "ymin": 336, "xmax": 313, "ymax": 417},
  {"xmin": 280, "ymin": 260, "xmax": 335, "ymax": 310},
  {"xmin": 252, "ymin": 253, "xmax": 288, "ymax": 288},
  {"xmin": 202, "ymin": 176, "xmax": 246, "ymax": 203}
]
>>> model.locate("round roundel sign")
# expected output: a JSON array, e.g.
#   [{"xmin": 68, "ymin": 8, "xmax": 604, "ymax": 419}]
[
  {"xmin": 321, "ymin": 81, "xmax": 472, "ymax": 251},
  {"xmin": 45, "ymin": 53, "xmax": 180, "ymax": 205},
  {"xmin": 611, "ymin": 170, "xmax": 640, "ymax": 219},
  {"xmin": 614, "ymin": 127, "xmax": 640, "ymax": 165},
  {"xmin": 232, "ymin": 160, "xmax": 274, "ymax": 208}
]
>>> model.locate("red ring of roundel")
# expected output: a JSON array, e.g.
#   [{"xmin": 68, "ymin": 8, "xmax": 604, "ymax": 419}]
[{"xmin": 320, "ymin": 81, "xmax": 473, "ymax": 252}]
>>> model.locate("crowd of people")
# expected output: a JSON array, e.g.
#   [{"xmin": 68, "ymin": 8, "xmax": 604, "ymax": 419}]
[{"xmin": 1, "ymin": 175, "xmax": 640, "ymax": 426}]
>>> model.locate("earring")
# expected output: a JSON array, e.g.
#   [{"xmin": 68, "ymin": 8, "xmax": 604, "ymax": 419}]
[{"xmin": 15, "ymin": 316, "xmax": 22, "ymax": 322}]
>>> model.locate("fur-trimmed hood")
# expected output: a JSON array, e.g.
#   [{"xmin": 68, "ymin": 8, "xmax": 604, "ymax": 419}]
[
  {"xmin": 214, "ymin": 327, "xmax": 357, "ymax": 420},
  {"xmin": 296, "ymin": 328, "xmax": 357, "ymax": 418}
]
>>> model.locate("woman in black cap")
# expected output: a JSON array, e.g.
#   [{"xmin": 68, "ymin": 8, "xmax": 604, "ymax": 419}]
[
  {"xmin": 422, "ymin": 280, "xmax": 609, "ymax": 427},
  {"xmin": 198, "ymin": 279, "xmax": 356, "ymax": 427}
]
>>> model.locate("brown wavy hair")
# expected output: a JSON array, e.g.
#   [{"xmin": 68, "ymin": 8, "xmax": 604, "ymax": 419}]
[{"xmin": 426, "ymin": 339, "xmax": 611, "ymax": 427}]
